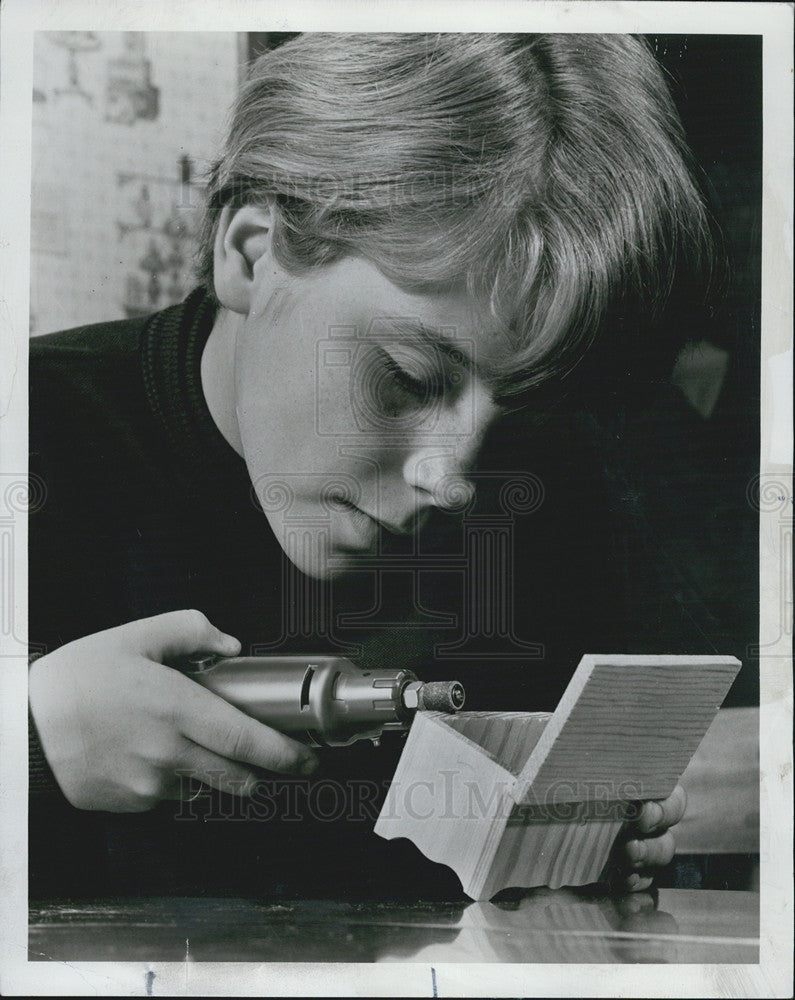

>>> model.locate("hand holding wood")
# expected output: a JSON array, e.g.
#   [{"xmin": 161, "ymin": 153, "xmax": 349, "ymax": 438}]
[
  {"xmin": 376, "ymin": 655, "xmax": 739, "ymax": 899},
  {"xmin": 610, "ymin": 784, "xmax": 688, "ymax": 892}
]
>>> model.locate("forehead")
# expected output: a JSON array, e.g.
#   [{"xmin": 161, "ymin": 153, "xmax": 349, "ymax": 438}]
[{"xmin": 284, "ymin": 256, "xmax": 518, "ymax": 383}]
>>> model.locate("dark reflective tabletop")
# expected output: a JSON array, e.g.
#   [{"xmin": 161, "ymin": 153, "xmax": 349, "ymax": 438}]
[{"xmin": 29, "ymin": 888, "xmax": 759, "ymax": 964}]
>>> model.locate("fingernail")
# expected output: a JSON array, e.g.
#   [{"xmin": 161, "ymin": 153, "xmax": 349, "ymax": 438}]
[
  {"xmin": 647, "ymin": 802, "xmax": 663, "ymax": 831},
  {"xmin": 300, "ymin": 755, "xmax": 318, "ymax": 776},
  {"xmin": 221, "ymin": 634, "xmax": 241, "ymax": 655},
  {"xmin": 630, "ymin": 840, "xmax": 647, "ymax": 865},
  {"xmin": 625, "ymin": 801, "xmax": 643, "ymax": 822},
  {"xmin": 242, "ymin": 775, "xmax": 260, "ymax": 797},
  {"xmin": 627, "ymin": 873, "xmax": 641, "ymax": 889}
]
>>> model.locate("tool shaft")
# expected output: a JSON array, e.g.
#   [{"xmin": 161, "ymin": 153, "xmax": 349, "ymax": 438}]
[{"xmin": 185, "ymin": 655, "xmax": 464, "ymax": 747}]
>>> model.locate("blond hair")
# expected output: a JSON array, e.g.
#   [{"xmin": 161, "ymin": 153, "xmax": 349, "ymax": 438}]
[{"xmin": 198, "ymin": 33, "xmax": 710, "ymax": 398}]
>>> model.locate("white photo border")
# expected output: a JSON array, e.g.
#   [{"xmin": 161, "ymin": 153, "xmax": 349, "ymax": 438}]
[{"xmin": 1, "ymin": 1, "xmax": 791, "ymax": 996}]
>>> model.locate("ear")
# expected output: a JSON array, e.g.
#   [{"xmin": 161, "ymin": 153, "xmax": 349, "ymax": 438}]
[{"xmin": 213, "ymin": 203, "xmax": 275, "ymax": 314}]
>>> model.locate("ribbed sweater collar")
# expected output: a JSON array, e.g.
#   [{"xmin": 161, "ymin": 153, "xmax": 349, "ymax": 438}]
[{"xmin": 140, "ymin": 287, "xmax": 249, "ymax": 487}]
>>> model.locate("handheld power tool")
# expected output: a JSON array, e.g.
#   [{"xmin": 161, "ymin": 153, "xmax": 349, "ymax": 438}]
[{"xmin": 183, "ymin": 654, "xmax": 466, "ymax": 747}]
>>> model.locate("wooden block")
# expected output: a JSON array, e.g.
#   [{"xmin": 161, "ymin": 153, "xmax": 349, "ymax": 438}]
[
  {"xmin": 476, "ymin": 803, "xmax": 631, "ymax": 897},
  {"xmin": 442, "ymin": 711, "xmax": 552, "ymax": 773},
  {"xmin": 513, "ymin": 655, "xmax": 743, "ymax": 806},
  {"xmin": 375, "ymin": 654, "xmax": 741, "ymax": 899},
  {"xmin": 376, "ymin": 711, "xmax": 517, "ymax": 893}
]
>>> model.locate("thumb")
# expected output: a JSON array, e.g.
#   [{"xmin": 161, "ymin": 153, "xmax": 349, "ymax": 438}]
[{"xmin": 128, "ymin": 609, "xmax": 241, "ymax": 663}]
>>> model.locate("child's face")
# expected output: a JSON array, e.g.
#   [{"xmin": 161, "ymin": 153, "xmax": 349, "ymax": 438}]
[{"xmin": 235, "ymin": 256, "xmax": 513, "ymax": 579}]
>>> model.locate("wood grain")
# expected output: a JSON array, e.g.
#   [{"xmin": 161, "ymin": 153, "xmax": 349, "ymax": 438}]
[
  {"xmin": 376, "ymin": 654, "xmax": 742, "ymax": 899},
  {"xmin": 375, "ymin": 710, "xmax": 517, "ymax": 894},
  {"xmin": 513, "ymin": 655, "xmax": 742, "ymax": 806},
  {"xmin": 442, "ymin": 711, "xmax": 552, "ymax": 774}
]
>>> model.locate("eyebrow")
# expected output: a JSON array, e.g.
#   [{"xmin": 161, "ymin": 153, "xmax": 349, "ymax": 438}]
[
  {"xmin": 378, "ymin": 317, "xmax": 555, "ymax": 411},
  {"xmin": 379, "ymin": 317, "xmax": 493, "ymax": 382}
]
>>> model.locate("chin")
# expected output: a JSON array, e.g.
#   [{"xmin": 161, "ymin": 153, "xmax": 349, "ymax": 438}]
[{"xmin": 275, "ymin": 531, "xmax": 352, "ymax": 581}]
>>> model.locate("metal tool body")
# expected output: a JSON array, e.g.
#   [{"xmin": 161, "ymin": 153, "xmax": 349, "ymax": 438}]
[{"xmin": 185, "ymin": 654, "xmax": 465, "ymax": 747}]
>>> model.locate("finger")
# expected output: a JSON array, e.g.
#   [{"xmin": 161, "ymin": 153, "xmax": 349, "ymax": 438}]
[
  {"xmin": 607, "ymin": 866, "xmax": 656, "ymax": 896},
  {"xmin": 171, "ymin": 778, "xmax": 207, "ymax": 803},
  {"xmin": 168, "ymin": 744, "xmax": 262, "ymax": 799},
  {"xmin": 174, "ymin": 678, "xmax": 318, "ymax": 776},
  {"xmin": 624, "ymin": 830, "xmax": 676, "ymax": 869},
  {"xmin": 623, "ymin": 873, "xmax": 655, "ymax": 894},
  {"xmin": 614, "ymin": 891, "xmax": 657, "ymax": 917},
  {"xmin": 636, "ymin": 785, "xmax": 688, "ymax": 834},
  {"xmin": 130, "ymin": 609, "xmax": 241, "ymax": 663}
]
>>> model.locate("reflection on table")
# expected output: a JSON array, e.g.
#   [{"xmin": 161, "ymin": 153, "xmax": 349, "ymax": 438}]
[{"xmin": 29, "ymin": 888, "xmax": 758, "ymax": 964}]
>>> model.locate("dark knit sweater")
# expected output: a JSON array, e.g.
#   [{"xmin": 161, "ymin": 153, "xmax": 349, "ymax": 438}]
[{"xmin": 28, "ymin": 289, "xmax": 757, "ymax": 898}]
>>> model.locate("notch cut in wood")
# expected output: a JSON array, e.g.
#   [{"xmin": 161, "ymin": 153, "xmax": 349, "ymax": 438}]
[{"xmin": 374, "ymin": 654, "xmax": 741, "ymax": 899}]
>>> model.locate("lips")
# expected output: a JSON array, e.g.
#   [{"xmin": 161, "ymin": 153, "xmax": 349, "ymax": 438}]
[
  {"xmin": 327, "ymin": 497, "xmax": 380, "ymax": 550},
  {"xmin": 377, "ymin": 508, "xmax": 431, "ymax": 537},
  {"xmin": 345, "ymin": 502, "xmax": 380, "ymax": 534},
  {"xmin": 358, "ymin": 505, "xmax": 432, "ymax": 538},
  {"xmin": 329, "ymin": 496, "xmax": 421, "ymax": 542}
]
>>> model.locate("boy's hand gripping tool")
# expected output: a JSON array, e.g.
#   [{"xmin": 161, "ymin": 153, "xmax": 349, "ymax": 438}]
[{"xmin": 183, "ymin": 654, "xmax": 465, "ymax": 747}]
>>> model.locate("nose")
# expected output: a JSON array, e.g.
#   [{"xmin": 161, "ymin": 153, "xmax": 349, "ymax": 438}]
[
  {"xmin": 405, "ymin": 452, "xmax": 476, "ymax": 512},
  {"xmin": 402, "ymin": 385, "xmax": 498, "ymax": 512}
]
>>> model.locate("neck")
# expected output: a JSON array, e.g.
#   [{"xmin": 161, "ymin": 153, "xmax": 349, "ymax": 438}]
[{"xmin": 201, "ymin": 306, "xmax": 244, "ymax": 457}]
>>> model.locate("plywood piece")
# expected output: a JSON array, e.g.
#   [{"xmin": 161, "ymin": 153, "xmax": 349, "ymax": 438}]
[
  {"xmin": 476, "ymin": 803, "xmax": 632, "ymax": 897},
  {"xmin": 376, "ymin": 711, "xmax": 517, "ymax": 894},
  {"xmin": 513, "ymin": 655, "xmax": 742, "ymax": 805},
  {"xmin": 442, "ymin": 711, "xmax": 552, "ymax": 773},
  {"xmin": 376, "ymin": 654, "xmax": 741, "ymax": 900}
]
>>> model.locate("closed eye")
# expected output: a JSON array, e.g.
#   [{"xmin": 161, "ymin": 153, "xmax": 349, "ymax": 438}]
[{"xmin": 380, "ymin": 351, "xmax": 445, "ymax": 402}]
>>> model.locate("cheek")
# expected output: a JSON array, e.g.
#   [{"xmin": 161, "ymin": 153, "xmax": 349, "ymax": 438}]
[
  {"xmin": 234, "ymin": 321, "xmax": 408, "ymax": 493},
  {"xmin": 237, "ymin": 383, "xmax": 323, "ymax": 485},
  {"xmin": 235, "ymin": 324, "xmax": 318, "ymax": 465}
]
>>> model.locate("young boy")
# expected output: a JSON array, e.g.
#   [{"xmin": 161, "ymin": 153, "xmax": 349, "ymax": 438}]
[{"xmin": 29, "ymin": 33, "xmax": 706, "ymax": 899}]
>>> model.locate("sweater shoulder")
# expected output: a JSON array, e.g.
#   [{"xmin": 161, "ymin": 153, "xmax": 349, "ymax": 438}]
[
  {"xmin": 30, "ymin": 313, "xmax": 149, "ymax": 370},
  {"xmin": 29, "ymin": 312, "xmax": 159, "ymax": 470}
]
